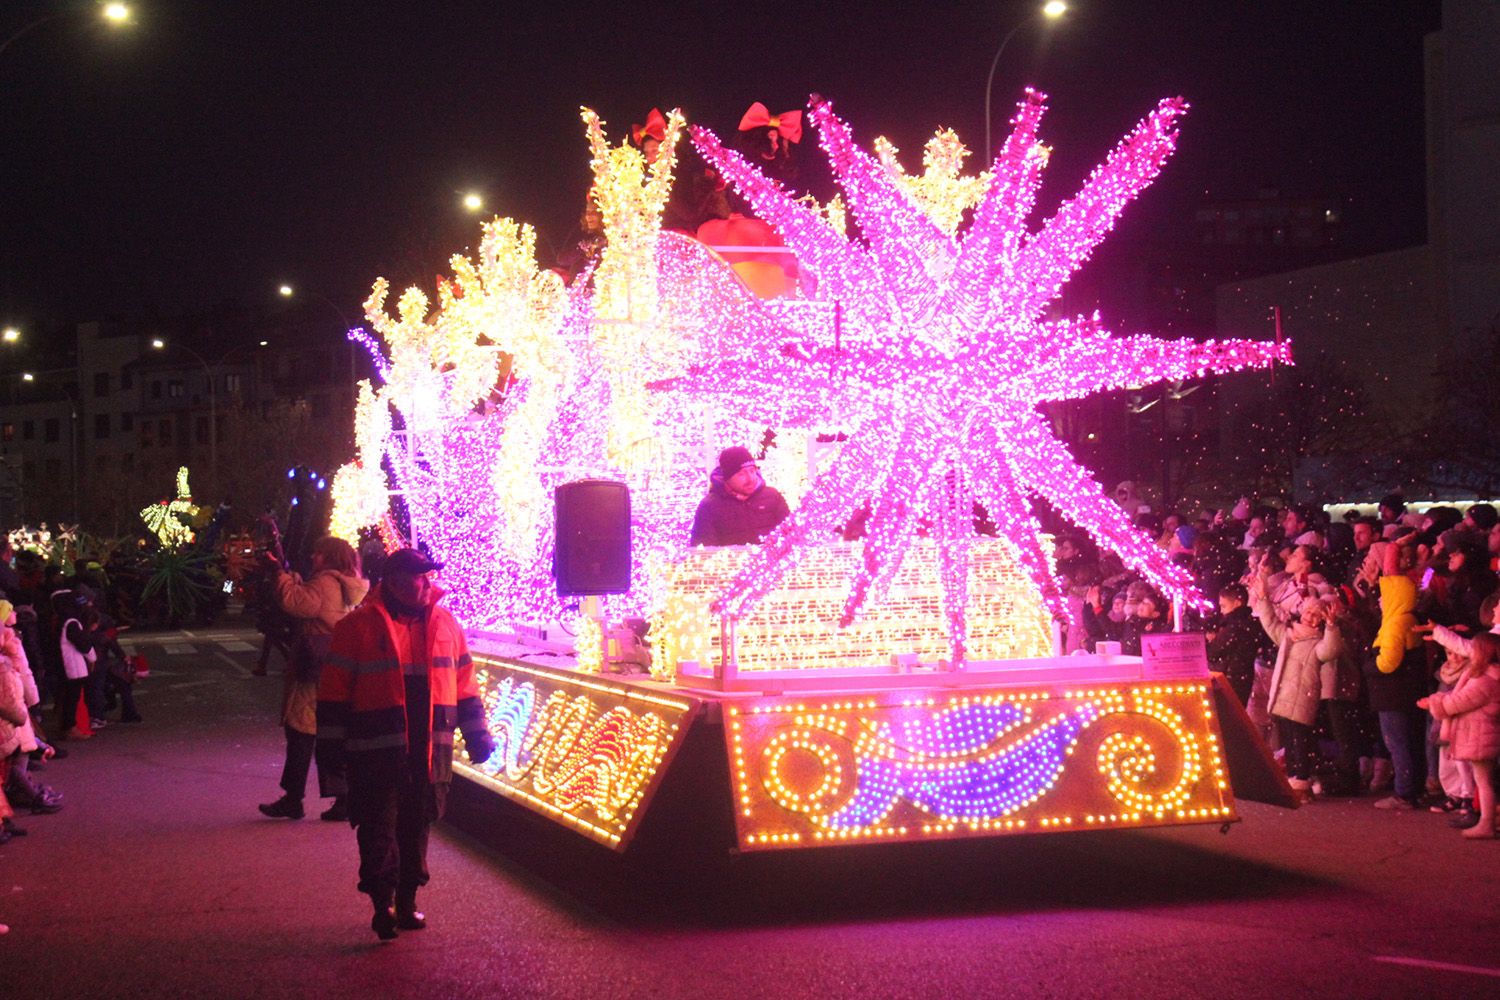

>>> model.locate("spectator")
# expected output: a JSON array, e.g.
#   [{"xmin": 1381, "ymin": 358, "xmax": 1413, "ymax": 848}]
[
  {"xmin": 1347, "ymin": 518, "xmax": 1380, "ymax": 587},
  {"xmin": 1119, "ymin": 584, "xmax": 1171, "ymax": 656},
  {"xmin": 259, "ymin": 537, "xmax": 369, "ymax": 823},
  {"xmin": 1207, "ymin": 582, "xmax": 1263, "ymax": 707},
  {"xmin": 1418, "ymin": 632, "xmax": 1500, "ymax": 839},
  {"xmin": 53, "ymin": 593, "xmax": 97, "ymax": 741},
  {"xmin": 0, "ymin": 598, "xmax": 59, "ymax": 819},
  {"xmin": 1314, "ymin": 596, "xmax": 1364, "ymax": 796},
  {"xmin": 1366, "ymin": 535, "xmax": 1429, "ymax": 810},
  {"xmin": 1081, "ymin": 585, "xmax": 1126, "ymax": 652},
  {"xmin": 1251, "ymin": 584, "xmax": 1330, "ymax": 803}
]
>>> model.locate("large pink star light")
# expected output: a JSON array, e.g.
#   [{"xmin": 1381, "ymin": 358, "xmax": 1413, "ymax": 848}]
[{"xmin": 677, "ymin": 92, "xmax": 1290, "ymax": 663}]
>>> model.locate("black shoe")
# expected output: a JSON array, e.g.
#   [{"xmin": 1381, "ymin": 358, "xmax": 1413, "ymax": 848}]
[
  {"xmin": 257, "ymin": 796, "xmax": 304, "ymax": 820},
  {"xmin": 30, "ymin": 792, "xmax": 62, "ymax": 815},
  {"xmin": 0, "ymin": 828, "xmax": 11, "ymax": 845},
  {"xmin": 371, "ymin": 902, "xmax": 398, "ymax": 941},
  {"xmin": 1450, "ymin": 809, "xmax": 1482, "ymax": 830},
  {"xmin": 2, "ymin": 819, "xmax": 25, "ymax": 836},
  {"xmin": 320, "ymin": 797, "xmax": 348, "ymax": 822},
  {"xmin": 396, "ymin": 896, "xmax": 426, "ymax": 931}
]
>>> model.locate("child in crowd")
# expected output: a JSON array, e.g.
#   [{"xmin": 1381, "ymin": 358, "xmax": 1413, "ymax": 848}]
[
  {"xmin": 0, "ymin": 598, "xmax": 59, "ymax": 826},
  {"xmin": 1419, "ymin": 632, "xmax": 1500, "ymax": 839}
]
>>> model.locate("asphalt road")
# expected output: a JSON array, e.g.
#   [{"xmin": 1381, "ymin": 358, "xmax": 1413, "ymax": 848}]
[{"xmin": 3, "ymin": 616, "xmax": 1499, "ymax": 1000}]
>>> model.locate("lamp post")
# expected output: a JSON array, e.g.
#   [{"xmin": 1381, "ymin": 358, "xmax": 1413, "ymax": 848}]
[
  {"xmin": 983, "ymin": 1, "xmax": 1067, "ymax": 158},
  {"xmin": 150, "ymin": 337, "xmax": 218, "ymax": 487},
  {"xmin": 13, "ymin": 368, "xmax": 81, "ymax": 522},
  {"xmin": 278, "ymin": 283, "xmax": 357, "ymax": 385}
]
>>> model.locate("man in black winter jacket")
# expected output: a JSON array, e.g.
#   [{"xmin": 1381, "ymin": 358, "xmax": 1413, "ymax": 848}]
[{"xmin": 689, "ymin": 446, "xmax": 790, "ymax": 547}]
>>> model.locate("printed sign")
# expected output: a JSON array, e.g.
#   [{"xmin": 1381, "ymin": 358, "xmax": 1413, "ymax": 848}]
[{"xmin": 1141, "ymin": 632, "xmax": 1210, "ymax": 680}]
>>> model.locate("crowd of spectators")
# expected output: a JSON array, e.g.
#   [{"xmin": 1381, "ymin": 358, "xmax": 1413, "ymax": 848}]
[
  {"xmin": 0, "ymin": 538, "xmax": 145, "ymax": 858},
  {"xmin": 1058, "ymin": 492, "xmax": 1500, "ymax": 837}
]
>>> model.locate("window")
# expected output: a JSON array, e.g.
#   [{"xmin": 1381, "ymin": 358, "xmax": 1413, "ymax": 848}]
[
  {"xmin": 140, "ymin": 422, "xmax": 153, "ymax": 448},
  {"xmin": 1, "ymin": 423, "xmax": 12, "ymax": 443},
  {"xmin": 121, "ymin": 453, "xmax": 134, "ymax": 472},
  {"xmin": 21, "ymin": 420, "xmax": 34, "ymax": 441},
  {"xmin": 94, "ymin": 414, "xmax": 110, "ymax": 439},
  {"xmin": 121, "ymin": 370, "xmax": 134, "ymax": 391},
  {"xmin": 44, "ymin": 418, "xmax": 59, "ymax": 443},
  {"xmin": 167, "ymin": 380, "xmax": 185, "ymax": 399},
  {"xmin": 195, "ymin": 416, "xmax": 209, "ymax": 445},
  {"xmin": 159, "ymin": 418, "xmax": 172, "ymax": 443},
  {"xmin": 224, "ymin": 373, "xmax": 243, "ymax": 393},
  {"xmin": 151, "ymin": 381, "xmax": 162, "ymax": 400},
  {"xmin": 94, "ymin": 372, "xmax": 110, "ymax": 397},
  {"xmin": 120, "ymin": 413, "xmax": 133, "ymax": 431},
  {"xmin": 22, "ymin": 460, "xmax": 35, "ymax": 481},
  {"xmin": 44, "ymin": 459, "xmax": 61, "ymax": 479}
]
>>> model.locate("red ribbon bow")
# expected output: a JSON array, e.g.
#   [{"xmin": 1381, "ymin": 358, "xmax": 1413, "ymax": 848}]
[
  {"xmin": 631, "ymin": 108, "xmax": 667, "ymax": 146},
  {"xmin": 737, "ymin": 102, "xmax": 803, "ymax": 144}
]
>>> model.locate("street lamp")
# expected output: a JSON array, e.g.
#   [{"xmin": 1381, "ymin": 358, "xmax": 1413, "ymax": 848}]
[
  {"xmin": 151, "ymin": 338, "xmax": 218, "ymax": 486},
  {"xmin": 983, "ymin": 1, "xmax": 1068, "ymax": 159},
  {"xmin": 2, "ymin": 328, "xmax": 18, "ymax": 343},
  {"xmin": 462, "ymin": 192, "xmax": 483, "ymax": 212},
  {"xmin": 276, "ymin": 283, "xmax": 357, "ymax": 383},
  {"xmin": 0, "ymin": 1, "xmax": 134, "ymax": 59}
]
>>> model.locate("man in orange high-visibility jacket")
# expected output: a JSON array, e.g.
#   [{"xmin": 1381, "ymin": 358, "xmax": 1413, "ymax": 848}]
[{"xmin": 317, "ymin": 548, "xmax": 494, "ymax": 941}]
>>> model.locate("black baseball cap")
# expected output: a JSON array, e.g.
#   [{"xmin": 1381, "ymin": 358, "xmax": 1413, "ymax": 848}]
[{"xmin": 383, "ymin": 547, "xmax": 443, "ymax": 576}]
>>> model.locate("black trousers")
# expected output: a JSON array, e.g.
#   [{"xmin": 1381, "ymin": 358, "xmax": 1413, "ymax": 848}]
[
  {"xmin": 1276, "ymin": 716, "xmax": 1315, "ymax": 781},
  {"xmin": 279, "ymin": 726, "xmax": 346, "ymax": 800},
  {"xmin": 56, "ymin": 678, "xmax": 86, "ymax": 733},
  {"xmin": 349, "ymin": 755, "xmax": 447, "ymax": 902}
]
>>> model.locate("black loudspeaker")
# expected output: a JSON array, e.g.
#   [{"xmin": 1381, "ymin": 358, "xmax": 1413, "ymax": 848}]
[{"xmin": 553, "ymin": 479, "xmax": 632, "ymax": 595}]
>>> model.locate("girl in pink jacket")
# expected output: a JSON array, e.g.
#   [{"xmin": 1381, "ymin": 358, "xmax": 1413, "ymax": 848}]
[{"xmin": 1419, "ymin": 632, "xmax": 1500, "ymax": 839}]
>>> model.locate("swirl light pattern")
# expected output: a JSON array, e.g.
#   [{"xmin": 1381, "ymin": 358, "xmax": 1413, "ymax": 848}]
[
  {"xmin": 725, "ymin": 681, "xmax": 1233, "ymax": 850},
  {"xmin": 454, "ymin": 656, "xmax": 698, "ymax": 849}
]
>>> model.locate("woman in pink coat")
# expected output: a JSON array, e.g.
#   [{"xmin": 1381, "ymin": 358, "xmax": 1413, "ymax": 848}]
[{"xmin": 1419, "ymin": 632, "xmax": 1500, "ymax": 839}]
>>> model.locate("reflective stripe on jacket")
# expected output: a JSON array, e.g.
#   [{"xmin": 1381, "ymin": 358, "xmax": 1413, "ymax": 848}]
[{"xmin": 315, "ymin": 583, "xmax": 484, "ymax": 783}]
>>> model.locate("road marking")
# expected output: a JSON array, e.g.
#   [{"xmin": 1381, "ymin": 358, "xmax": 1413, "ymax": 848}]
[
  {"xmin": 216, "ymin": 651, "xmax": 253, "ymax": 677},
  {"xmin": 219, "ymin": 641, "xmax": 258, "ymax": 652},
  {"xmin": 1373, "ymin": 956, "xmax": 1500, "ymax": 979},
  {"xmin": 163, "ymin": 643, "xmax": 195, "ymax": 656}
]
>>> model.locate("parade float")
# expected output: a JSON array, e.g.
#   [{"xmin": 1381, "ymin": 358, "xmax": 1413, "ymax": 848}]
[{"xmin": 329, "ymin": 91, "xmax": 1292, "ymax": 854}]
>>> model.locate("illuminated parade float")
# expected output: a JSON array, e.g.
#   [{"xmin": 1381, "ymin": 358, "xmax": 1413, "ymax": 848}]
[{"xmin": 330, "ymin": 92, "xmax": 1293, "ymax": 854}]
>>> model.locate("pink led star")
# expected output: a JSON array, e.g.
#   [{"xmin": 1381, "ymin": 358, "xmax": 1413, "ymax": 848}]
[{"xmin": 681, "ymin": 92, "xmax": 1292, "ymax": 664}]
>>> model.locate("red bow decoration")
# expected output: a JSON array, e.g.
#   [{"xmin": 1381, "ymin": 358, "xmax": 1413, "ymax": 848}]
[
  {"xmin": 631, "ymin": 108, "xmax": 667, "ymax": 146},
  {"xmin": 738, "ymin": 102, "xmax": 803, "ymax": 144}
]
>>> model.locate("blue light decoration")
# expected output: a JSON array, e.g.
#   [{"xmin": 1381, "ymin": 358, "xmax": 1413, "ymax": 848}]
[{"xmin": 726, "ymin": 681, "xmax": 1233, "ymax": 850}]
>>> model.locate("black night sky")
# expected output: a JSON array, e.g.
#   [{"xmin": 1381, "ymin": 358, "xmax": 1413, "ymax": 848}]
[{"xmin": 0, "ymin": 0, "xmax": 1443, "ymax": 332}]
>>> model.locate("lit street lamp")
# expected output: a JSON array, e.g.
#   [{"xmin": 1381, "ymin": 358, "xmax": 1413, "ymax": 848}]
[
  {"xmin": 983, "ymin": 1, "xmax": 1067, "ymax": 159},
  {"xmin": 462, "ymin": 192, "xmax": 483, "ymax": 212},
  {"xmin": 0, "ymin": 1, "xmax": 133, "ymax": 59},
  {"xmin": 151, "ymin": 337, "xmax": 219, "ymax": 486},
  {"xmin": 2, "ymin": 327, "xmax": 19, "ymax": 343},
  {"xmin": 276, "ymin": 283, "xmax": 357, "ymax": 383}
]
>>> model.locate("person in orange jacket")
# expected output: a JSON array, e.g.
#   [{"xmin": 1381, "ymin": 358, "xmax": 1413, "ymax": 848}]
[{"xmin": 316, "ymin": 548, "xmax": 494, "ymax": 941}]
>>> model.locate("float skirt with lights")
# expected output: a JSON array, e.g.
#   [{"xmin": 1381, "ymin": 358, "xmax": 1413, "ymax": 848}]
[{"xmin": 453, "ymin": 634, "xmax": 1278, "ymax": 855}]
